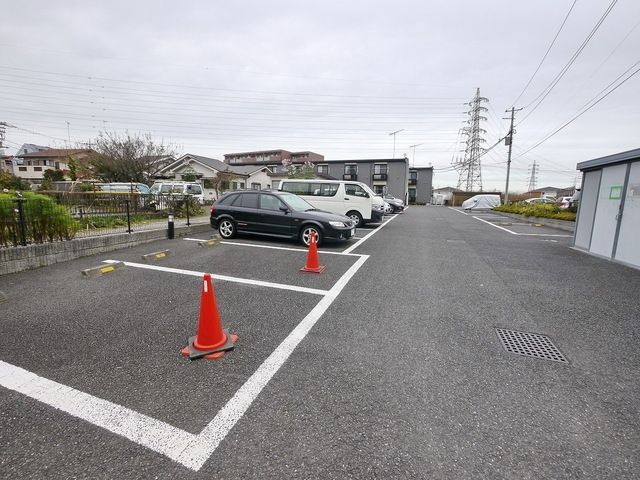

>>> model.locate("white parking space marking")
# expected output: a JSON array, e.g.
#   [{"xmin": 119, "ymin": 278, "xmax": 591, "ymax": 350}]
[
  {"xmin": 101, "ymin": 260, "xmax": 329, "ymax": 296},
  {"xmin": 342, "ymin": 214, "xmax": 401, "ymax": 254},
  {"xmin": 0, "ymin": 361, "xmax": 196, "ymax": 465},
  {"xmin": 175, "ymin": 254, "xmax": 370, "ymax": 470},
  {"xmin": 217, "ymin": 240, "xmax": 361, "ymax": 257},
  {"xmin": 472, "ymin": 216, "xmax": 518, "ymax": 235},
  {"xmin": 447, "ymin": 207, "xmax": 469, "ymax": 215},
  {"xmin": 2, "ymin": 254, "xmax": 371, "ymax": 472},
  {"xmin": 472, "ymin": 216, "xmax": 572, "ymax": 237},
  {"xmin": 3, "ymin": 206, "xmax": 390, "ymax": 471}
]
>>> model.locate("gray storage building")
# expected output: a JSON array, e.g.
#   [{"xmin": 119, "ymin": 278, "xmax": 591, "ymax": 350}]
[{"xmin": 573, "ymin": 147, "xmax": 640, "ymax": 269}]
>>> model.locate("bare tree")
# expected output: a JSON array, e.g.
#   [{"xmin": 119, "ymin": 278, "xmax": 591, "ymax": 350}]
[{"xmin": 89, "ymin": 132, "xmax": 178, "ymax": 184}]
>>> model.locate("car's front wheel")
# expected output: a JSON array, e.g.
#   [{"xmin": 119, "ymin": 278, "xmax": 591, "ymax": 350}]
[
  {"xmin": 300, "ymin": 225, "xmax": 322, "ymax": 247},
  {"xmin": 218, "ymin": 219, "xmax": 236, "ymax": 239},
  {"xmin": 346, "ymin": 211, "xmax": 363, "ymax": 228}
]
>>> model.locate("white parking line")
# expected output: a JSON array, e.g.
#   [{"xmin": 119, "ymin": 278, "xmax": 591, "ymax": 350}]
[
  {"xmin": 472, "ymin": 216, "xmax": 518, "ymax": 235},
  {"xmin": 175, "ymin": 253, "xmax": 370, "ymax": 470},
  {"xmin": 101, "ymin": 260, "xmax": 329, "ymax": 296},
  {"xmin": 342, "ymin": 214, "xmax": 400, "ymax": 254},
  {"xmin": 447, "ymin": 207, "xmax": 469, "ymax": 215},
  {"xmin": 472, "ymin": 216, "xmax": 572, "ymax": 237},
  {"xmin": 0, "ymin": 360, "xmax": 196, "ymax": 465},
  {"xmin": 1, "ymin": 253, "xmax": 371, "ymax": 472},
  {"xmin": 3, "ymin": 202, "xmax": 392, "ymax": 471},
  {"xmin": 218, "ymin": 240, "xmax": 361, "ymax": 257}
]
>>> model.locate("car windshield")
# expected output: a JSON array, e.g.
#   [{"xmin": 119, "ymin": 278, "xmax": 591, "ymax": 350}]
[{"xmin": 278, "ymin": 192, "xmax": 316, "ymax": 211}]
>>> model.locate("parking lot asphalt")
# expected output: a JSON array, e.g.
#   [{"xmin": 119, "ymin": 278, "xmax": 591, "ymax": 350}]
[{"xmin": 1, "ymin": 207, "xmax": 639, "ymax": 479}]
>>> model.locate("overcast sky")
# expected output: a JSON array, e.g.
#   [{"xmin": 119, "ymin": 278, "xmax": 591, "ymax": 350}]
[{"xmin": 2, "ymin": 0, "xmax": 639, "ymax": 191}]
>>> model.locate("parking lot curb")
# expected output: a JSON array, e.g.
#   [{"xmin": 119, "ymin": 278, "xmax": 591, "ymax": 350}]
[
  {"xmin": 142, "ymin": 250, "xmax": 174, "ymax": 262},
  {"xmin": 82, "ymin": 261, "xmax": 126, "ymax": 277}
]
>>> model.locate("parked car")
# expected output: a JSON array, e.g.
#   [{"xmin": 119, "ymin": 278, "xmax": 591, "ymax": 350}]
[
  {"xmin": 383, "ymin": 201, "xmax": 393, "ymax": 214},
  {"xmin": 569, "ymin": 188, "xmax": 581, "ymax": 208},
  {"xmin": 149, "ymin": 181, "xmax": 205, "ymax": 203},
  {"xmin": 383, "ymin": 195, "xmax": 405, "ymax": 213},
  {"xmin": 557, "ymin": 196, "xmax": 573, "ymax": 209},
  {"xmin": 461, "ymin": 194, "xmax": 501, "ymax": 210},
  {"xmin": 210, "ymin": 190, "xmax": 356, "ymax": 246},
  {"xmin": 95, "ymin": 182, "xmax": 151, "ymax": 194},
  {"xmin": 524, "ymin": 197, "xmax": 556, "ymax": 204},
  {"xmin": 278, "ymin": 179, "xmax": 385, "ymax": 227}
]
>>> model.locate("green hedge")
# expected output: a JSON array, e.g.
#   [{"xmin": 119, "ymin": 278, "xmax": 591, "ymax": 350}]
[
  {"xmin": 493, "ymin": 203, "xmax": 576, "ymax": 221},
  {"xmin": 0, "ymin": 192, "xmax": 79, "ymax": 246}
]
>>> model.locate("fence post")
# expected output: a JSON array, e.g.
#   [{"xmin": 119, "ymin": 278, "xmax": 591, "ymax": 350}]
[
  {"xmin": 125, "ymin": 199, "xmax": 132, "ymax": 233},
  {"xmin": 16, "ymin": 198, "xmax": 27, "ymax": 246},
  {"xmin": 186, "ymin": 196, "xmax": 191, "ymax": 227}
]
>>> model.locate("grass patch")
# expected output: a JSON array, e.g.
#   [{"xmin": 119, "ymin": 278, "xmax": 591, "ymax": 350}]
[{"xmin": 494, "ymin": 203, "xmax": 576, "ymax": 221}]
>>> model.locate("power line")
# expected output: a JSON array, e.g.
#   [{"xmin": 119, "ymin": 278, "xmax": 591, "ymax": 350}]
[
  {"xmin": 516, "ymin": 60, "xmax": 640, "ymax": 157},
  {"xmin": 0, "ymin": 65, "xmax": 468, "ymax": 101},
  {"xmin": 510, "ymin": 0, "xmax": 578, "ymax": 107},
  {"xmin": 517, "ymin": 0, "xmax": 618, "ymax": 126}
]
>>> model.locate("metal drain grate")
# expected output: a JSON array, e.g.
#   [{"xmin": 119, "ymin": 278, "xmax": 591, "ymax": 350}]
[{"xmin": 495, "ymin": 328, "xmax": 568, "ymax": 363}]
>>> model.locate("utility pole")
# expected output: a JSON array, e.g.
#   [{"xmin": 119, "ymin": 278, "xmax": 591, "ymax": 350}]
[
  {"xmin": 65, "ymin": 121, "xmax": 71, "ymax": 146},
  {"xmin": 409, "ymin": 143, "xmax": 423, "ymax": 168},
  {"xmin": 389, "ymin": 129, "xmax": 404, "ymax": 158},
  {"xmin": 503, "ymin": 107, "xmax": 522, "ymax": 204}
]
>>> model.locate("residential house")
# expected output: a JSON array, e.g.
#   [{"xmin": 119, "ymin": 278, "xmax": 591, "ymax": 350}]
[
  {"xmin": 157, "ymin": 153, "xmax": 276, "ymax": 201},
  {"xmin": 528, "ymin": 186, "xmax": 563, "ymax": 198},
  {"xmin": 432, "ymin": 186, "xmax": 462, "ymax": 205},
  {"xmin": 11, "ymin": 148, "xmax": 92, "ymax": 184}
]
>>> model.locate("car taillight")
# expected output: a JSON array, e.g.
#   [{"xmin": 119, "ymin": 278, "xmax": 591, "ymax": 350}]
[{"xmin": 210, "ymin": 205, "xmax": 216, "ymax": 215}]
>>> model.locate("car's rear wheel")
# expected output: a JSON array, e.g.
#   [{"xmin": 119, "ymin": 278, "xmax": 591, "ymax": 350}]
[
  {"xmin": 300, "ymin": 225, "xmax": 322, "ymax": 247},
  {"xmin": 346, "ymin": 211, "xmax": 363, "ymax": 228},
  {"xmin": 218, "ymin": 219, "xmax": 236, "ymax": 239}
]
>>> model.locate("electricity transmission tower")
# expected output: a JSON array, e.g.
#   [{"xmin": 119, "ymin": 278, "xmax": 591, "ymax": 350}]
[
  {"xmin": 527, "ymin": 160, "xmax": 539, "ymax": 192},
  {"xmin": 452, "ymin": 88, "xmax": 488, "ymax": 191}
]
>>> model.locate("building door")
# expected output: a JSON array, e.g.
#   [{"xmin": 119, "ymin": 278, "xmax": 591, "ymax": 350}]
[
  {"xmin": 613, "ymin": 162, "xmax": 640, "ymax": 267},
  {"xmin": 589, "ymin": 164, "xmax": 627, "ymax": 258}
]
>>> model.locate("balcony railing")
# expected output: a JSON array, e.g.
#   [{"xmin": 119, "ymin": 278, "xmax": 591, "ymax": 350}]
[
  {"xmin": 408, "ymin": 178, "xmax": 417, "ymax": 185},
  {"xmin": 343, "ymin": 173, "xmax": 358, "ymax": 181},
  {"xmin": 373, "ymin": 173, "xmax": 388, "ymax": 181}
]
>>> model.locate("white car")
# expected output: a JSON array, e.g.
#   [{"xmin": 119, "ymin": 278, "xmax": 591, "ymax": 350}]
[{"xmin": 461, "ymin": 194, "xmax": 501, "ymax": 210}]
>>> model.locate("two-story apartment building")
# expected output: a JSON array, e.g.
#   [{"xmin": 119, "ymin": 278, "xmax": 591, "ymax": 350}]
[{"xmin": 11, "ymin": 148, "xmax": 93, "ymax": 184}]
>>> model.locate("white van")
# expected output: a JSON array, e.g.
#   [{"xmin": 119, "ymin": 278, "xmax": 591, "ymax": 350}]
[
  {"xmin": 279, "ymin": 179, "xmax": 385, "ymax": 227},
  {"xmin": 149, "ymin": 181, "xmax": 205, "ymax": 203}
]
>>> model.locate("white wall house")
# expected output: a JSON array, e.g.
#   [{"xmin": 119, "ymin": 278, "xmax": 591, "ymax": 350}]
[{"xmin": 157, "ymin": 153, "xmax": 251, "ymax": 201}]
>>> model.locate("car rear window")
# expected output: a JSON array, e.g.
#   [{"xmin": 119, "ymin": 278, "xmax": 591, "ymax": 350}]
[{"xmin": 217, "ymin": 194, "xmax": 237, "ymax": 205}]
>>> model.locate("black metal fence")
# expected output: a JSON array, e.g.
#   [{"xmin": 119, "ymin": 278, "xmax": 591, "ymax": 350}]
[{"xmin": 0, "ymin": 192, "xmax": 208, "ymax": 248}]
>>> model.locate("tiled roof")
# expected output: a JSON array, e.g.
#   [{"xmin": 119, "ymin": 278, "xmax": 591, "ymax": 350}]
[{"xmin": 18, "ymin": 148, "xmax": 92, "ymax": 158}]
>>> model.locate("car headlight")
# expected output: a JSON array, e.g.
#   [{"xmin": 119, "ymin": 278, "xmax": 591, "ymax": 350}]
[
  {"xmin": 329, "ymin": 221, "xmax": 346, "ymax": 227},
  {"xmin": 372, "ymin": 205, "xmax": 384, "ymax": 211}
]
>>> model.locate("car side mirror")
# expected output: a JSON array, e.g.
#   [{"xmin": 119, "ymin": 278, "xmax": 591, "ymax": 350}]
[{"xmin": 279, "ymin": 205, "xmax": 290, "ymax": 213}]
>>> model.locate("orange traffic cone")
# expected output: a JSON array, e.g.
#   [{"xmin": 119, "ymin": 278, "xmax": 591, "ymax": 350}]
[
  {"xmin": 181, "ymin": 273, "xmax": 238, "ymax": 360},
  {"xmin": 301, "ymin": 232, "xmax": 325, "ymax": 273}
]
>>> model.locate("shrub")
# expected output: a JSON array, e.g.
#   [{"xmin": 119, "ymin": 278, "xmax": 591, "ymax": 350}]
[
  {"xmin": 0, "ymin": 192, "xmax": 79, "ymax": 246},
  {"xmin": 494, "ymin": 203, "xmax": 576, "ymax": 221}
]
